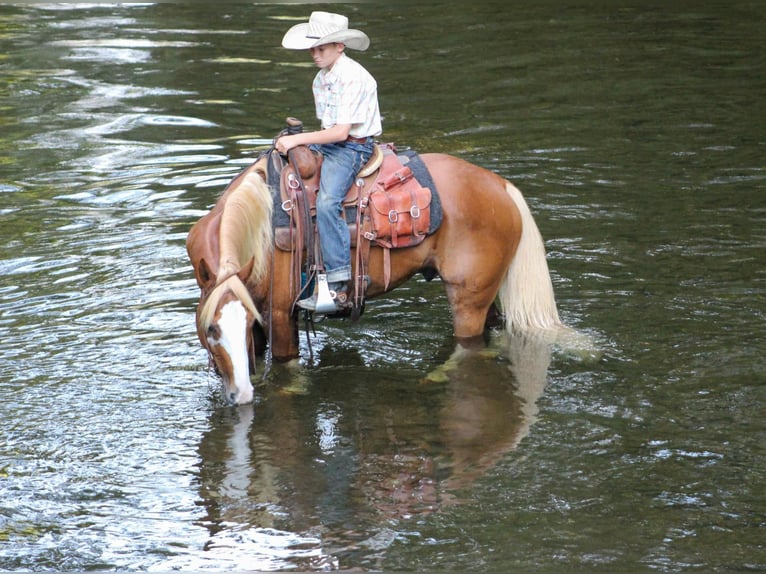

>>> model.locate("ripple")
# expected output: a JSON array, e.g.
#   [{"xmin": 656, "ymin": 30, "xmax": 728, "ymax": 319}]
[
  {"xmin": 49, "ymin": 39, "xmax": 200, "ymax": 49},
  {"xmin": 164, "ymin": 527, "xmax": 338, "ymax": 571}
]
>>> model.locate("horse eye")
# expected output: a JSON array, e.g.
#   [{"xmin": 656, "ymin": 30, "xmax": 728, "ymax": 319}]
[{"xmin": 206, "ymin": 324, "xmax": 221, "ymax": 340}]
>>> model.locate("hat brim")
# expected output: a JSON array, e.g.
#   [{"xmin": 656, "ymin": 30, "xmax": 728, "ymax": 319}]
[{"xmin": 282, "ymin": 23, "xmax": 370, "ymax": 51}]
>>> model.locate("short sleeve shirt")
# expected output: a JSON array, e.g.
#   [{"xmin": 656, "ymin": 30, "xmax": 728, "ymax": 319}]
[{"xmin": 312, "ymin": 53, "xmax": 382, "ymax": 139}]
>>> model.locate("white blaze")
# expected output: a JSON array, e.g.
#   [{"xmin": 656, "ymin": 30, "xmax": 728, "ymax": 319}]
[{"xmin": 212, "ymin": 300, "xmax": 253, "ymax": 405}]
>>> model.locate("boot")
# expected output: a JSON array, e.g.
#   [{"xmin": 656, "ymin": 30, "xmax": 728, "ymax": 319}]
[{"xmin": 296, "ymin": 282, "xmax": 347, "ymax": 313}]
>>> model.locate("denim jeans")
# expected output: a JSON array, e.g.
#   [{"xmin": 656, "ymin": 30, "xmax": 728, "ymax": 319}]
[{"xmin": 310, "ymin": 139, "xmax": 373, "ymax": 283}]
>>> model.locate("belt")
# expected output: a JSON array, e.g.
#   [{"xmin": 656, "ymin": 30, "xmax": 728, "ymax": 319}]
[{"xmin": 346, "ymin": 135, "xmax": 373, "ymax": 144}]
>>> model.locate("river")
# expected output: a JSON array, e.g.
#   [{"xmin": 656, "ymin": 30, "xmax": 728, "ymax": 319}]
[{"xmin": 1, "ymin": 3, "xmax": 764, "ymax": 571}]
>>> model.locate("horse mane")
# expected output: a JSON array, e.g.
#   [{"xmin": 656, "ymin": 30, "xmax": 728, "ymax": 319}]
[
  {"xmin": 218, "ymin": 169, "xmax": 273, "ymax": 282},
  {"xmin": 198, "ymin": 166, "xmax": 273, "ymax": 331}
]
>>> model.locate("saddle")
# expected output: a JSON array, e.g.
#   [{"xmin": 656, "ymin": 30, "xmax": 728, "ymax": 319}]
[{"xmin": 271, "ymin": 142, "xmax": 439, "ymax": 315}]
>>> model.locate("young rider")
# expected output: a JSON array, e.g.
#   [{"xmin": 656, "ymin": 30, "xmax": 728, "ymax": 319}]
[{"xmin": 276, "ymin": 11, "xmax": 382, "ymax": 312}]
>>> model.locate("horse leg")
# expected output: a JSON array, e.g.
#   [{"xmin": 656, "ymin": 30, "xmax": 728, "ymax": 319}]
[
  {"xmin": 438, "ymin": 234, "xmax": 516, "ymax": 348},
  {"xmin": 485, "ymin": 302, "xmax": 504, "ymax": 330},
  {"xmin": 263, "ymin": 301, "xmax": 309, "ymax": 394},
  {"xmin": 268, "ymin": 306, "xmax": 300, "ymax": 362},
  {"xmin": 444, "ymin": 280, "xmax": 507, "ymax": 349},
  {"xmin": 248, "ymin": 321, "xmax": 268, "ymax": 375},
  {"xmin": 421, "ymin": 270, "xmax": 513, "ymax": 384},
  {"xmin": 255, "ymin": 251, "xmax": 301, "ymax": 363}
]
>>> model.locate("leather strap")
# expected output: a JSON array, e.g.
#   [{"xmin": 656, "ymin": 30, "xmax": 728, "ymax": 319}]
[{"xmin": 354, "ymin": 190, "xmax": 371, "ymax": 311}]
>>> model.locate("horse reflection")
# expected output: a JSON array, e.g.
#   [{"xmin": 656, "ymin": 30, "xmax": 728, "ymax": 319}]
[{"xmin": 194, "ymin": 330, "xmax": 553, "ymax": 563}]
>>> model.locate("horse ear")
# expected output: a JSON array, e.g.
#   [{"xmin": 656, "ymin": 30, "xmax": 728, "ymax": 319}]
[
  {"xmin": 198, "ymin": 258, "xmax": 214, "ymax": 287},
  {"xmin": 238, "ymin": 257, "xmax": 255, "ymax": 283}
]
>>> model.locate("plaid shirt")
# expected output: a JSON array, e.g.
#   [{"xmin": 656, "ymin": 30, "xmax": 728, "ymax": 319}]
[{"xmin": 312, "ymin": 53, "xmax": 382, "ymax": 139}]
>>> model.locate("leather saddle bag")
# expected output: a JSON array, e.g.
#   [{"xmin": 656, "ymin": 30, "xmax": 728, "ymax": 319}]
[{"xmin": 366, "ymin": 165, "xmax": 432, "ymax": 249}]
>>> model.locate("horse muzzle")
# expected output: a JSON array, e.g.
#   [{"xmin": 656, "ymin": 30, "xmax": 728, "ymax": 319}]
[{"xmin": 223, "ymin": 379, "xmax": 254, "ymax": 406}]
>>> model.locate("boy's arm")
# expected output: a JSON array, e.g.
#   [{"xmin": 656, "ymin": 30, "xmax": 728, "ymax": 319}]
[{"xmin": 276, "ymin": 123, "xmax": 351, "ymax": 154}]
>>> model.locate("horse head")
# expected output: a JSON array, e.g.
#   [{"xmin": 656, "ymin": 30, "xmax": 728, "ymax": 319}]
[
  {"xmin": 187, "ymin": 160, "xmax": 274, "ymax": 406},
  {"xmin": 196, "ymin": 258, "xmax": 261, "ymax": 405}
]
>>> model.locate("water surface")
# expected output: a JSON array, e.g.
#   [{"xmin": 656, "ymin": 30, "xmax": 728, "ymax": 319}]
[{"xmin": 1, "ymin": 3, "xmax": 764, "ymax": 571}]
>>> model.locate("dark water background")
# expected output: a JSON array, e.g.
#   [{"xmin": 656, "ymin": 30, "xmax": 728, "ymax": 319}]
[{"xmin": 1, "ymin": 3, "xmax": 764, "ymax": 571}]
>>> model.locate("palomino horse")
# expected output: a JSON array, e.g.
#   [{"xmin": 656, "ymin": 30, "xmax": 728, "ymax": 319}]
[{"xmin": 186, "ymin": 149, "xmax": 565, "ymax": 405}]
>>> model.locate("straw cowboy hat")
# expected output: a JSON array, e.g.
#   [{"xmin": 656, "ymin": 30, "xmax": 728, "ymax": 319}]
[{"xmin": 281, "ymin": 11, "xmax": 370, "ymax": 51}]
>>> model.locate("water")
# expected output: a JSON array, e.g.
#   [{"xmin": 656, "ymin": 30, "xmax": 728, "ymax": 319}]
[{"xmin": 1, "ymin": 3, "xmax": 765, "ymax": 571}]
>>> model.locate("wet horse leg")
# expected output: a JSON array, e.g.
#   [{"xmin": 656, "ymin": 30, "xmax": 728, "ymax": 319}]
[
  {"xmin": 421, "ymin": 254, "xmax": 514, "ymax": 384},
  {"xmin": 268, "ymin": 306, "xmax": 300, "ymax": 362},
  {"xmin": 437, "ymin": 210, "xmax": 518, "ymax": 348},
  {"xmin": 443, "ymin": 275, "xmax": 507, "ymax": 349}
]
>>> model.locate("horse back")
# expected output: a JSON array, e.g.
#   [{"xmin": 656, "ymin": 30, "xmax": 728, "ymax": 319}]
[{"xmin": 420, "ymin": 153, "xmax": 520, "ymax": 230}]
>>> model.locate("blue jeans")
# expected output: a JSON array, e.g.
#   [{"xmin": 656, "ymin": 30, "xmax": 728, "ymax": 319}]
[{"xmin": 310, "ymin": 140, "xmax": 373, "ymax": 283}]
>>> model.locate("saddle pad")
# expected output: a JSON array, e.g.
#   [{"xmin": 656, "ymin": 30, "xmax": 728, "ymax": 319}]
[{"xmin": 396, "ymin": 150, "xmax": 442, "ymax": 236}]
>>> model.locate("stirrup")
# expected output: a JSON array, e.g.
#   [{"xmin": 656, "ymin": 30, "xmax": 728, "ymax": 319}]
[
  {"xmin": 313, "ymin": 273, "xmax": 340, "ymax": 314},
  {"xmin": 297, "ymin": 273, "xmax": 341, "ymax": 314}
]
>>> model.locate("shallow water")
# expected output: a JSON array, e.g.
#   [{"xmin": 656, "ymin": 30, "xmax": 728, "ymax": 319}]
[{"xmin": 1, "ymin": 3, "xmax": 764, "ymax": 571}]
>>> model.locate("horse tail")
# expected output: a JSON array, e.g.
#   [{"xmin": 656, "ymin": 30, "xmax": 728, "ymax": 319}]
[
  {"xmin": 498, "ymin": 182, "xmax": 563, "ymax": 332},
  {"xmin": 498, "ymin": 182, "xmax": 601, "ymax": 359}
]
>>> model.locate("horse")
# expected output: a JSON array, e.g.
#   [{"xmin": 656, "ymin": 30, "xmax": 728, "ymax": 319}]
[{"xmin": 186, "ymin": 148, "xmax": 567, "ymax": 405}]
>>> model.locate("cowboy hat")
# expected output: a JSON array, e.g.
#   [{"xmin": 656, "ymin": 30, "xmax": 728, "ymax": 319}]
[{"xmin": 281, "ymin": 11, "xmax": 370, "ymax": 51}]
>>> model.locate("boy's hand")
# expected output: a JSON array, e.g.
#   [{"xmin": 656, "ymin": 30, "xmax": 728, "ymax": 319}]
[{"xmin": 275, "ymin": 135, "xmax": 299, "ymax": 155}]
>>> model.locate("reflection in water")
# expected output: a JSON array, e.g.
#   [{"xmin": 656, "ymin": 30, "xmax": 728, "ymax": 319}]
[
  {"xmin": 194, "ymin": 405, "xmax": 337, "ymax": 571},
  {"xmin": 194, "ymin": 330, "xmax": 553, "ymax": 569},
  {"xmin": 440, "ymin": 331, "xmax": 554, "ymax": 492}
]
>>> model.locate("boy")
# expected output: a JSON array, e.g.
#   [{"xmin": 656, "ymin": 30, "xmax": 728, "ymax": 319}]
[{"xmin": 277, "ymin": 12, "xmax": 382, "ymax": 312}]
